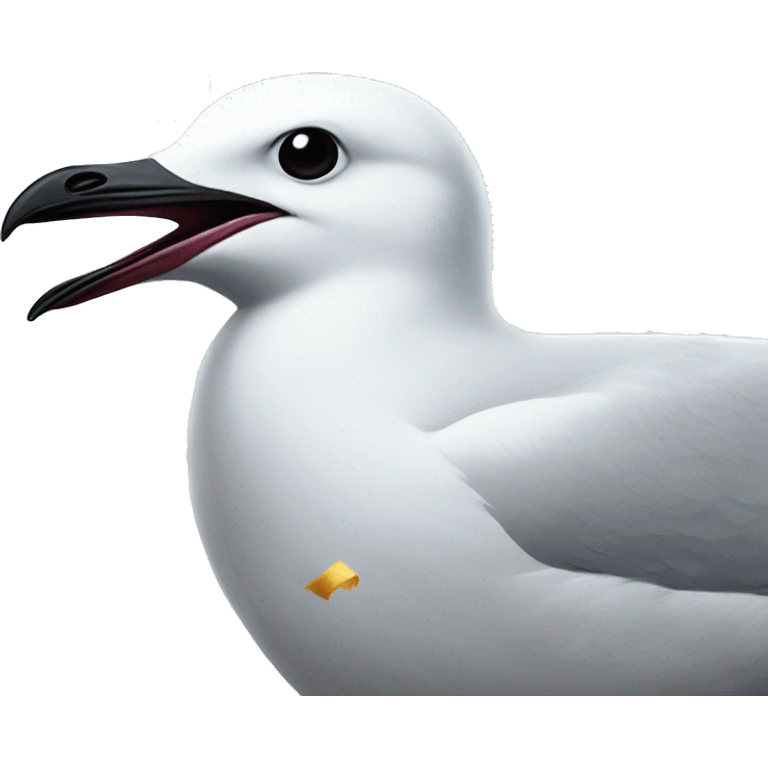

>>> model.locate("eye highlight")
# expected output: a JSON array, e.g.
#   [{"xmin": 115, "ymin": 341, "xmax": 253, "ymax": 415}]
[{"xmin": 278, "ymin": 128, "xmax": 339, "ymax": 180}]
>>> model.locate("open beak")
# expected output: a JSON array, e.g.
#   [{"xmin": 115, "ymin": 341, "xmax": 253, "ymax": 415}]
[{"xmin": 2, "ymin": 158, "xmax": 286, "ymax": 320}]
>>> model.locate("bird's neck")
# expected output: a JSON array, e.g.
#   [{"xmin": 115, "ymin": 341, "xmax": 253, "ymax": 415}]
[{"xmin": 199, "ymin": 267, "xmax": 516, "ymax": 430}]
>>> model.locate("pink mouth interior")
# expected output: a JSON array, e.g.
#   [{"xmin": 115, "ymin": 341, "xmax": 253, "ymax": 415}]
[{"xmin": 57, "ymin": 209, "xmax": 283, "ymax": 310}]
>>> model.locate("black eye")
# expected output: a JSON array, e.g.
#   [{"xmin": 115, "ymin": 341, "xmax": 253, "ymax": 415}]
[{"xmin": 279, "ymin": 128, "xmax": 339, "ymax": 180}]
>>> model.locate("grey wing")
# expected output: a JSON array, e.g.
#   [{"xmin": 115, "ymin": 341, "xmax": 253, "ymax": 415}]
[{"xmin": 431, "ymin": 382, "xmax": 768, "ymax": 595}]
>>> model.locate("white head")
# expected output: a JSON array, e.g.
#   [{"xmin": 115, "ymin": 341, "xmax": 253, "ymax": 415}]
[{"xmin": 152, "ymin": 74, "xmax": 494, "ymax": 315}]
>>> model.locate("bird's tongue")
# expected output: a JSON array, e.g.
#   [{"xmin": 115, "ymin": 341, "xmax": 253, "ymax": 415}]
[{"xmin": 46, "ymin": 210, "xmax": 283, "ymax": 313}]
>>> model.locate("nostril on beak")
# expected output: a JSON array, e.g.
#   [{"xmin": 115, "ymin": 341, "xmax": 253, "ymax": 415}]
[{"xmin": 65, "ymin": 171, "xmax": 108, "ymax": 194}]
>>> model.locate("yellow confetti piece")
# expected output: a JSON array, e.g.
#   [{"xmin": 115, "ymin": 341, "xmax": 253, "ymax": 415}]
[{"xmin": 304, "ymin": 560, "xmax": 359, "ymax": 601}]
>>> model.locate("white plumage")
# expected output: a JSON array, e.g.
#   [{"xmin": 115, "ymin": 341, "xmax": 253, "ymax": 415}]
[
  {"xmin": 159, "ymin": 75, "xmax": 768, "ymax": 694},
  {"xmin": 7, "ymin": 74, "xmax": 768, "ymax": 694},
  {"xmin": 433, "ymin": 333, "xmax": 768, "ymax": 594}
]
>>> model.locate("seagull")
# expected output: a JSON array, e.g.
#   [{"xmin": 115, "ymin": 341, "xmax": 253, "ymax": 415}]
[{"xmin": 4, "ymin": 74, "xmax": 768, "ymax": 695}]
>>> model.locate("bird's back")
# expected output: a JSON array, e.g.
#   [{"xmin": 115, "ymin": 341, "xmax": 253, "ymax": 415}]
[{"xmin": 431, "ymin": 328, "xmax": 768, "ymax": 595}]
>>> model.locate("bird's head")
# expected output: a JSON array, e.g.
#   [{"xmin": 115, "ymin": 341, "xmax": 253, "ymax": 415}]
[{"xmin": 3, "ymin": 74, "xmax": 493, "ymax": 320}]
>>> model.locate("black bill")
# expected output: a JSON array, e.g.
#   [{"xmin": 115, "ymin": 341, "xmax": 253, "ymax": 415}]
[{"xmin": 2, "ymin": 158, "xmax": 286, "ymax": 320}]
